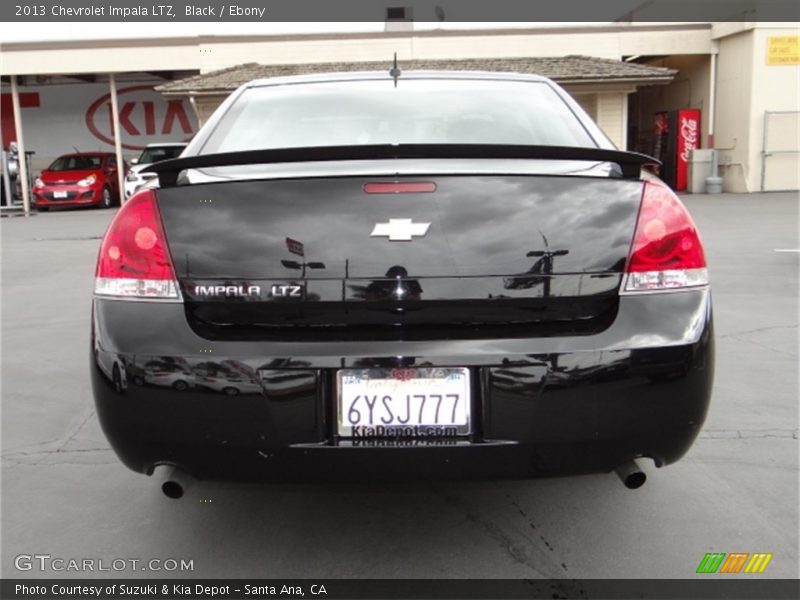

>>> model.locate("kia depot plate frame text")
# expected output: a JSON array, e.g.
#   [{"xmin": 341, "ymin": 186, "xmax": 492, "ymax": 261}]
[{"xmin": 337, "ymin": 367, "xmax": 472, "ymax": 439}]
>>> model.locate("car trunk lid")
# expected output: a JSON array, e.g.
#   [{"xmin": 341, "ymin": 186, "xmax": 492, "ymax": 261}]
[{"xmin": 155, "ymin": 169, "xmax": 643, "ymax": 340}]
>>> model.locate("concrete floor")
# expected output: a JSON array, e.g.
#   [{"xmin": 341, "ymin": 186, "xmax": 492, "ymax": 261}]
[{"xmin": 1, "ymin": 192, "xmax": 797, "ymax": 580}]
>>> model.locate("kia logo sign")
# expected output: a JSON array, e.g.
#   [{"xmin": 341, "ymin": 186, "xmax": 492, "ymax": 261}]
[{"xmin": 85, "ymin": 85, "xmax": 194, "ymax": 151}]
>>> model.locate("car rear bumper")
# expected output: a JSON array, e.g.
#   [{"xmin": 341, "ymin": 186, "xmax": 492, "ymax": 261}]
[{"xmin": 91, "ymin": 288, "xmax": 714, "ymax": 482}]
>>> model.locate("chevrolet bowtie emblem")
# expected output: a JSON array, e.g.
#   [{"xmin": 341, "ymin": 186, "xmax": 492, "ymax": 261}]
[{"xmin": 370, "ymin": 219, "xmax": 431, "ymax": 241}]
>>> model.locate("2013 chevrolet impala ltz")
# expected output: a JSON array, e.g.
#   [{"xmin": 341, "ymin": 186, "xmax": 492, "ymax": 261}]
[{"xmin": 91, "ymin": 69, "xmax": 714, "ymax": 498}]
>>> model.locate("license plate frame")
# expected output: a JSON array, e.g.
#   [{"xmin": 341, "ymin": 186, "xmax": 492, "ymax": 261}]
[
  {"xmin": 337, "ymin": 367, "xmax": 471, "ymax": 438},
  {"xmin": 53, "ymin": 190, "xmax": 69, "ymax": 199}
]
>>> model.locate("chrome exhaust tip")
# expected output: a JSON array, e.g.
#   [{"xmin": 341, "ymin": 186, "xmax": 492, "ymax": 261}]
[
  {"xmin": 155, "ymin": 465, "xmax": 195, "ymax": 499},
  {"xmin": 615, "ymin": 459, "xmax": 647, "ymax": 489}
]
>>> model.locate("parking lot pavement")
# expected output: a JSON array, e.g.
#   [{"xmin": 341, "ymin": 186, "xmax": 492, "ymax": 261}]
[{"xmin": 1, "ymin": 194, "xmax": 797, "ymax": 580}]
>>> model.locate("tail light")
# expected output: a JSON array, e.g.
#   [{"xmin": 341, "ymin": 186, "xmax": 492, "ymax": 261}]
[
  {"xmin": 623, "ymin": 180, "xmax": 708, "ymax": 293},
  {"xmin": 94, "ymin": 190, "xmax": 181, "ymax": 300}
]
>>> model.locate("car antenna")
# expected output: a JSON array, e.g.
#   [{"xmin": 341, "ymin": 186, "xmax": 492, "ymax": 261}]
[
  {"xmin": 389, "ymin": 52, "xmax": 401, "ymax": 88},
  {"xmin": 72, "ymin": 146, "xmax": 80, "ymax": 153}
]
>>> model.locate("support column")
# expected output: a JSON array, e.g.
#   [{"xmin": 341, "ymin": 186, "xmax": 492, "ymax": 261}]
[
  {"xmin": 10, "ymin": 75, "xmax": 31, "ymax": 216},
  {"xmin": 708, "ymin": 41, "xmax": 719, "ymax": 148},
  {"xmin": 109, "ymin": 74, "xmax": 125, "ymax": 204}
]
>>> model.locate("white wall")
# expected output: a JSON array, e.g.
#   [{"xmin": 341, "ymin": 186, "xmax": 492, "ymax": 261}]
[
  {"xmin": 714, "ymin": 25, "xmax": 800, "ymax": 192},
  {"xmin": 714, "ymin": 28, "xmax": 756, "ymax": 192},
  {"xmin": 595, "ymin": 93, "xmax": 628, "ymax": 149},
  {"xmin": 748, "ymin": 27, "xmax": 800, "ymax": 191}
]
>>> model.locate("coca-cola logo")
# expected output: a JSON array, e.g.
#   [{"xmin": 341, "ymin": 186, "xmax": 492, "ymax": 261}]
[
  {"xmin": 85, "ymin": 85, "xmax": 194, "ymax": 151},
  {"xmin": 679, "ymin": 116, "xmax": 699, "ymax": 163}
]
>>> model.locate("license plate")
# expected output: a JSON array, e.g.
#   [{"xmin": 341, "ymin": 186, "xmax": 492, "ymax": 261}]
[
  {"xmin": 53, "ymin": 191, "xmax": 68, "ymax": 198},
  {"xmin": 337, "ymin": 367, "xmax": 470, "ymax": 438}
]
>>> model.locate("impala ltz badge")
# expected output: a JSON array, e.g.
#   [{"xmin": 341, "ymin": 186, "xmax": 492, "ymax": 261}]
[
  {"xmin": 271, "ymin": 284, "xmax": 303, "ymax": 298},
  {"xmin": 370, "ymin": 219, "xmax": 431, "ymax": 241},
  {"xmin": 193, "ymin": 285, "xmax": 261, "ymax": 297}
]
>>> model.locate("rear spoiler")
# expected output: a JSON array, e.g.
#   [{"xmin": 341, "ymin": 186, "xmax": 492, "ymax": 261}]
[{"xmin": 147, "ymin": 144, "xmax": 661, "ymax": 188}]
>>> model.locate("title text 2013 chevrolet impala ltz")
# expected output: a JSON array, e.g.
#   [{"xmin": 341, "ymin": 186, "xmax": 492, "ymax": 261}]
[{"xmin": 91, "ymin": 70, "xmax": 713, "ymax": 498}]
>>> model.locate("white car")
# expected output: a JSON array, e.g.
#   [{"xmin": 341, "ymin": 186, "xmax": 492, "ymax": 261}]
[{"xmin": 124, "ymin": 143, "xmax": 186, "ymax": 199}]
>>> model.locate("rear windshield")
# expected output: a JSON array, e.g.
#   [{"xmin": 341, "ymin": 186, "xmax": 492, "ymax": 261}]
[
  {"xmin": 201, "ymin": 79, "xmax": 597, "ymax": 153},
  {"xmin": 137, "ymin": 146, "xmax": 185, "ymax": 164},
  {"xmin": 47, "ymin": 155, "xmax": 103, "ymax": 171}
]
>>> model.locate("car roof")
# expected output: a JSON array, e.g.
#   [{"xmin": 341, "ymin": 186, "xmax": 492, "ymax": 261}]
[
  {"xmin": 57, "ymin": 152, "xmax": 113, "ymax": 157},
  {"xmin": 244, "ymin": 70, "xmax": 552, "ymax": 90},
  {"xmin": 143, "ymin": 143, "xmax": 187, "ymax": 148}
]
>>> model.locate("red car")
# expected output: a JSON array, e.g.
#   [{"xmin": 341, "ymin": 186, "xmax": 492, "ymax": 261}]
[{"xmin": 33, "ymin": 153, "xmax": 125, "ymax": 211}]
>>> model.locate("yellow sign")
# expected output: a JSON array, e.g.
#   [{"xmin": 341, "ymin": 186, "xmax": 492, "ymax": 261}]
[{"xmin": 767, "ymin": 36, "xmax": 799, "ymax": 65}]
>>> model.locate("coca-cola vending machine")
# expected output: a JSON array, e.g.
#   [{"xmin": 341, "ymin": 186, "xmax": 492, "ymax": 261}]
[{"xmin": 652, "ymin": 109, "xmax": 701, "ymax": 191}]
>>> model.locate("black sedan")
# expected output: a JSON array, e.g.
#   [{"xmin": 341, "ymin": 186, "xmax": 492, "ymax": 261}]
[{"xmin": 91, "ymin": 70, "xmax": 713, "ymax": 498}]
